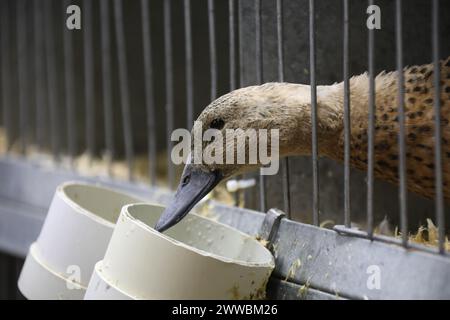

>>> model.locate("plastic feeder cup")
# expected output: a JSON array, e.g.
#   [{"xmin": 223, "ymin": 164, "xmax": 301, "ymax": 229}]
[
  {"xmin": 85, "ymin": 203, "xmax": 275, "ymax": 300},
  {"xmin": 18, "ymin": 182, "xmax": 141, "ymax": 300}
]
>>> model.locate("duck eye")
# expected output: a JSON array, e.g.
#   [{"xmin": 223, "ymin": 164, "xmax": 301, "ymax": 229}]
[{"xmin": 210, "ymin": 118, "xmax": 225, "ymax": 130}]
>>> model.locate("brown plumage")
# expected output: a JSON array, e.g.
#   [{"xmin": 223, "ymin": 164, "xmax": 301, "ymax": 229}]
[
  {"xmin": 337, "ymin": 57, "xmax": 450, "ymax": 200},
  {"xmin": 193, "ymin": 57, "xmax": 450, "ymax": 201}
]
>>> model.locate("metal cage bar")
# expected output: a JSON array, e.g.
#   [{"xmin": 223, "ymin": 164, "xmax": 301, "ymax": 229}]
[
  {"xmin": 83, "ymin": 0, "xmax": 95, "ymax": 159},
  {"xmin": 395, "ymin": 0, "xmax": 408, "ymax": 247},
  {"xmin": 208, "ymin": 0, "xmax": 218, "ymax": 101},
  {"xmin": 229, "ymin": 0, "xmax": 236, "ymax": 92},
  {"xmin": 309, "ymin": 0, "xmax": 319, "ymax": 226},
  {"xmin": 342, "ymin": 0, "xmax": 351, "ymax": 228},
  {"xmin": 255, "ymin": 0, "xmax": 266, "ymax": 213},
  {"xmin": 113, "ymin": 0, "xmax": 135, "ymax": 181},
  {"xmin": 276, "ymin": 0, "xmax": 291, "ymax": 218},
  {"xmin": 16, "ymin": 0, "xmax": 28, "ymax": 155},
  {"xmin": 100, "ymin": 0, "xmax": 115, "ymax": 175},
  {"xmin": 141, "ymin": 0, "xmax": 157, "ymax": 185},
  {"xmin": 238, "ymin": 0, "xmax": 244, "ymax": 88},
  {"xmin": 432, "ymin": 0, "xmax": 446, "ymax": 254},
  {"xmin": 184, "ymin": 0, "xmax": 194, "ymax": 129},
  {"xmin": 44, "ymin": 0, "xmax": 61, "ymax": 161},
  {"xmin": 235, "ymin": 0, "xmax": 245, "ymax": 206},
  {"xmin": 230, "ymin": 0, "xmax": 241, "ymax": 207},
  {"xmin": 63, "ymin": 0, "xmax": 77, "ymax": 163},
  {"xmin": 164, "ymin": 0, "xmax": 175, "ymax": 189},
  {"xmin": 33, "ymin": 0, "xmax": 46, "ymax": 150},
  {"xmin": 367, "ymin": 0, "xmax": 375, "ymax": 239},
  {"xmin": 1, "ymin": 1, "xmax": 12, "ymax": 151}
]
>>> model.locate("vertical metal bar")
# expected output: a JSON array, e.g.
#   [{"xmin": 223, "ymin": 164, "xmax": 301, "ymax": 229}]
[
  {"xmin": 255, "ymin": 0, "xmax": 263, "ymax": 85},
  {"xmin": 276, "ymin": 0, "xmax": 291, "ymax": 217},
  {"xmin": 16, "ymin": 0, "xmax": 28, "ymax": 154},
  {"xmin": 230, "ymin": 0, "xmax": 240, "ymax": 206},
  {"xmin": 343, "ymin": 0, "xmax": 351, "ymax": 228},
  {"xmin": 309, "ymin": 0, "xmax": 319, "ymax": 226},
  {"xmin": 184, "ymin": 0, "xmax": 194, "ymax": 128},
  {"xmin": 113, "ymin": 0, "xmax": 134, "ymax": 181},
  {"xmin": 367, "ymin": 0, "xmax": 375, "ymax": 239},
  {"xmin": 276, "ymin": 0, "xmax": 284, "ymax": 82},
  {"xmin": 141, "ymin": 0, "xmax": 157, "ymax": 185},
  {"xmin": 255, "ymin": 0, "xmax": 266, "ymax": 213},
  {"xmin": 0, "ymin": 2, "xmax": 12, "ymax": 151},
  {"xmin": 229, "ymin": 0, "xmax": 236, "ymax": 91},
  {"xmin": 100, "ymin": 0, "xmax": 115, "ymax": 175},
  {"xmin": 34, "ymin": 0, "xmax": 46, "ymax": 150},
  {"xmin": 64, "ymin": 0, "xmax": 77, "ymax": 164},
  {"xmin": 1, "ymin": 1, "xmax": 12, "ymax": 152},
  {"xmin": 83, "ymin": 0, "xmax": 95, "ymax": 159},
  {"xmin": 238, "ymin": 0, "xmax": 245, "ymax": 88},
  {"xmin": 208, "ymin": 0, "xmax": 217, "ymax": 101},
  {"xmin": 44, "ymin": 0, "xmax": 60, "ymax": 161},
  {"xmin": 395, "ymin": 0, "xmax": 408, "ymax": 247},
  {"xmin": 432, "ymin": 0, "xmax": 445, "ymax": 254},
  {"xmin": 164, "ymin": 0, "xmax": 175, "ymax": 189}
]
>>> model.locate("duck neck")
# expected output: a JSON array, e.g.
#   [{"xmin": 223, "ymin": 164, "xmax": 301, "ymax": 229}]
[
  {"xmin": 310, "ymin": 83, "xmax": 346, "ymax": 158},
  {"xmin": 305, "ymin": 73, "xmax": 384, "ymax": 161},
  {"xmin": 321, "ymin": 72, "xmax": 397, "ymax": 163}
]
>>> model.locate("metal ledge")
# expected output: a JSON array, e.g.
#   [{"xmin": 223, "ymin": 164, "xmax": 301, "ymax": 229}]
[{"xmin": 0, "ymin": 157, "xmax": 449, "ymax": 299}]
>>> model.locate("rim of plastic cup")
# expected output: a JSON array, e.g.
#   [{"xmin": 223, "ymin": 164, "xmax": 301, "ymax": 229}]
[
  {"xmin": 123, "ymin": 203, "xmax": 275, "ymax": 269},
  {"xmin": 58, "ymin": 181, "xmax": 139, "ymax": 228}
]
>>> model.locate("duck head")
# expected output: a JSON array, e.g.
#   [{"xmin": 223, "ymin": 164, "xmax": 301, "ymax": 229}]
[{"xmin": 155, "ymin": 82, "xmax": 343, "ymax": 232}]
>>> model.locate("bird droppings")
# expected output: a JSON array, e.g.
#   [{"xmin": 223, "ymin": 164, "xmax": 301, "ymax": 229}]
[
  {"xmin": 297, "ymin": 280, "xmax": 310, "ymax": 299},
  {"xmin": 284, "ymin": 259, "xmax": 302, "ymax": 281},
  {"xmin": 256, "ymin": 237, "xmax": 269, "ymax": 248},
  {"xmin": 228, "ymin": 277, "xmax": 269, "ymax": 300},
  {"xmin": 319, "ymin": 220, "xmax": 335, "ymax": 229},
  {"xmin": 229, "ymin": 284, "xmax": 241, "ymax": 300}
]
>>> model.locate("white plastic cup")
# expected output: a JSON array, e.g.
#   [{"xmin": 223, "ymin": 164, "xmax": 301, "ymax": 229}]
[
  {"xmin": 85, "ymin": 203, "xmax": 275, "ymax": 300},
  {"xmin": 18, "ymin": 182, "xmax": 140, "ymax": 300}
]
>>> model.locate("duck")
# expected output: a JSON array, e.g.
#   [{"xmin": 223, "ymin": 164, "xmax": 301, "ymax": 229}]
[{"xmin": 155, "ymin": 57, "xmax": 450, "ymax": 232}]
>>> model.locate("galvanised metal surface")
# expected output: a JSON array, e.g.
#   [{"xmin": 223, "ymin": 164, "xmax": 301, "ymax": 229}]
[
  {"xmin": 213, "ymin": 200, "xmax": 450, "ymax": 299},
  {"xmin": 0, "ymin": 158, "xmax": 449, "ymax": 299},
  {"xmin": 267, "ymin": 278, "xmax": 344, "ymax": 300}
]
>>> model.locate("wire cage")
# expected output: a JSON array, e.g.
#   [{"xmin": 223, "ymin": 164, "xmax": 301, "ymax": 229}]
[{"xmin": 0, "ymin": 0, "xmax": 449, "ymax": 299}]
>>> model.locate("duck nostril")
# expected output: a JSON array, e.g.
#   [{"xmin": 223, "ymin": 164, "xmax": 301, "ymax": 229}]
[{"xmin": 182, "ymin": 174, "xmax": 191, "ymax": 186}]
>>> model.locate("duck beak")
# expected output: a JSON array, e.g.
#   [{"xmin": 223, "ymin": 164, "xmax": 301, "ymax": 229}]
[{"xmin": 154, "ymin": 164, "xmax": 223, "ymax": 232}]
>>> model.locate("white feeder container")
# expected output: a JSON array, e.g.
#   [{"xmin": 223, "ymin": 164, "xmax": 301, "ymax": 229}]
[
  {"xmin": 18, "ymin": 182, "xmax": 140, "ymax": 300},
  {"xmin": 85, "ymin": 203, "xmax": 275, "ymax": 300}
]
